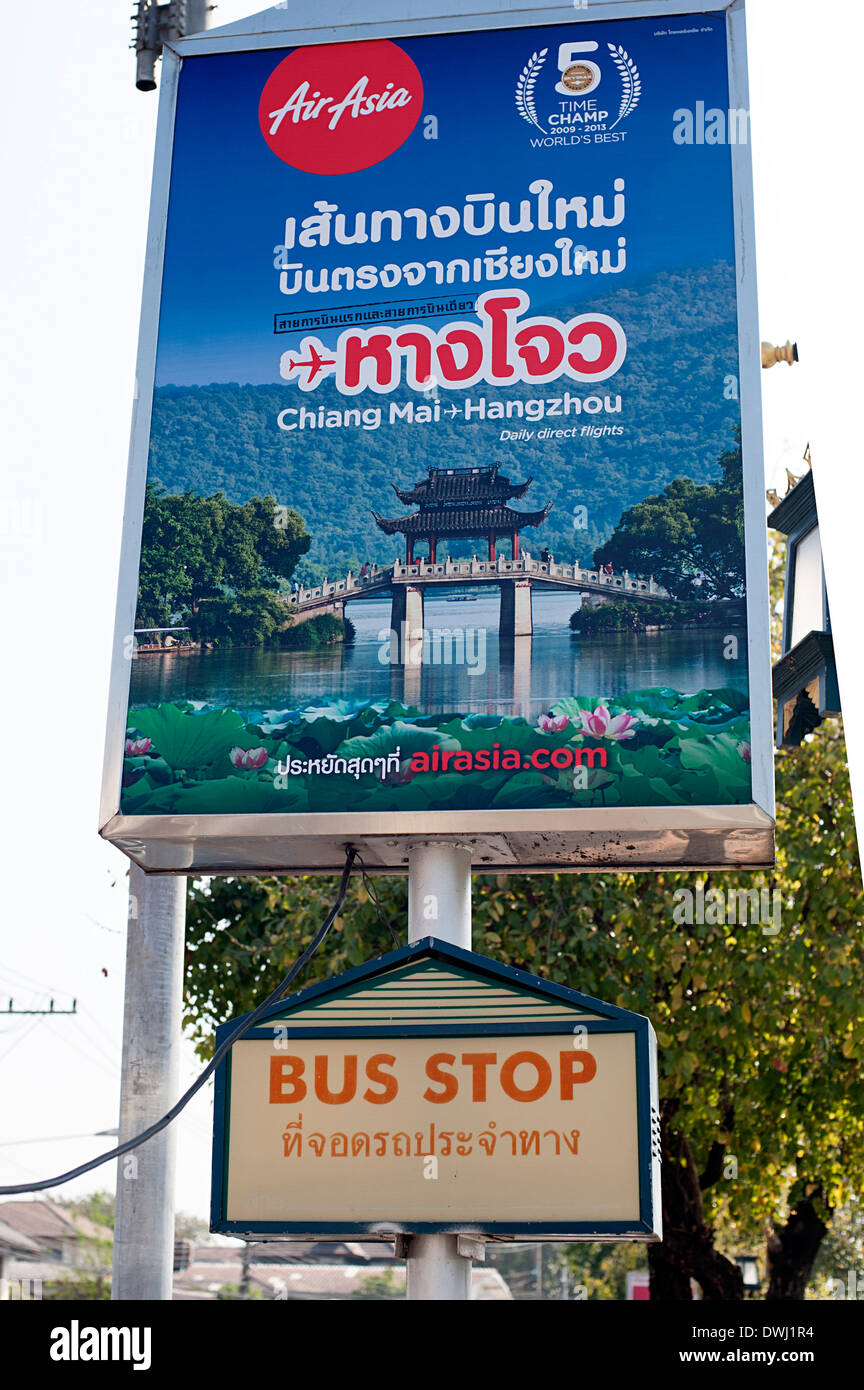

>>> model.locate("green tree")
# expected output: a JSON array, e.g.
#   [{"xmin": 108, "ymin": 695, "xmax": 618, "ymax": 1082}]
[
  {"xmin": 183, "ymin": 715, "xmax": 863, "ymax": 1300},
  {"xmin": 594, "ymin": 445, "xmax": 745, "ymax": 600},
  {"xmin": 136, "ymin": 485, "xmax": 310, "ymax": 642},
  {"xmin": 349, "ymin": 1270, "xmax": 404, "ymax": 1299},
  {"xmin": 190, "ymin": 587, "xmax": 288, "ymax": 648}
]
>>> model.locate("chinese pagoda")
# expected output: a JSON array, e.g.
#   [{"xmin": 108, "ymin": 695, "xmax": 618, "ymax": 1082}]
[{"xmin": 372, "ymin": 463, "xmax": 552, "ymax": 563}]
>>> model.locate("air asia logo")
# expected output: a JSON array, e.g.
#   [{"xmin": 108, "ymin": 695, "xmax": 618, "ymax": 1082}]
[
  {"xmin": 259, "ymin": 39, "xmax": 423, "ymax": 175},
  {"xmin": 516, "ymin": 39, "xmax": 641, "ymax": 146},
  {"xmin": 280, "ymin": 291, "xmax": 627, "ymax": 395}
]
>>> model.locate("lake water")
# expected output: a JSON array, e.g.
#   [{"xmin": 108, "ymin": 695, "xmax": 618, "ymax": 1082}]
[{"xmin": 129, "ymin": 589, "xmax": 749, "ymax": 720}]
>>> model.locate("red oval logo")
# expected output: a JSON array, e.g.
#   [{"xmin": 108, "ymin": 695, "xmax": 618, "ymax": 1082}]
[{"xmin": 259, "ymin": 40, "xmax": 423, "ymax": 176}]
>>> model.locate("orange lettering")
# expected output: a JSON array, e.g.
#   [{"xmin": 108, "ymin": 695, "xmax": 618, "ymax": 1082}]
[
  {"xmin": 424, "ymin": 1052, "xmax": 458, "ymax": 1103},
  {"xmin": 460, "ymin": 1052, "xmax": 497, "ymax": 1102},
  {"xmin": 560, "ymin": 1050, "xmax": 597, "ymax": 1097},
  {"xmin": 363, "ymin": 1053, "xmax": 398, "ymax": 1105},
  {"xmin": 269, "ymin": 1055, "xmax": 306, "ymax": 1103},
  {"xmin": 314, "ymin": 1053, "xmax": 357, "ymax": 1104},
  {"xmin": 500, "ymin": 1051, "xmax": 552, "ymax": 1102}
]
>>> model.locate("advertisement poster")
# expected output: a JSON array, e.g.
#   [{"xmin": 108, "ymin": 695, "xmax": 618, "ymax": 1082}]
[{"xmin": 121, "ymin": 13, "xmax": 757, "ymax": 824}]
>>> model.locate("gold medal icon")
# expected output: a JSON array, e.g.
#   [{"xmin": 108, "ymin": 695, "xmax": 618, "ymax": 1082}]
[{"xmin": 561, "ymin": 63, "xmax": 597, "ymax": 93}]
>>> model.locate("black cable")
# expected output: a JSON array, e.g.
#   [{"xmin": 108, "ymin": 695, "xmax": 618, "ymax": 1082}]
[
  {"xmin": 356, "ymin": 851, "xmax": 402, "ymax": 950},
  {"xmin": 0, "ymin": 847, "xmax": 358, "ymax": 1196}
]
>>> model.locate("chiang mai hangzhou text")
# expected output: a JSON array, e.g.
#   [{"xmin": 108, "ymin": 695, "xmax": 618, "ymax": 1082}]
[{"xmin": 276, "ymin": 390, "xmax": 623, "ymax": 432}]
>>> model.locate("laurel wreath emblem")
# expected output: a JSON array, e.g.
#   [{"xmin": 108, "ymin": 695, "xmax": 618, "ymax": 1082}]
[
  {"xmin": 607, "ymin": 43, "xmax": 641, "ymax": 129},
  {"xmin": 515, "ymin": 48, "xmax": 548, "ymax": 134}
]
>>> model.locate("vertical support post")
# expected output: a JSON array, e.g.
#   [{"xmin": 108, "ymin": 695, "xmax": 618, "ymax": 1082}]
[
  {"xmin": 488, "ymin": 532, "xmax": 496, "ymax": 562},
  {"xmin": 391, "ymin": 584, "xmax": 425, "ymax": 664},
  {"xmin": 429, "ymin": 535, "xmax": 436, "ymax": 564},
  {"xmin": 512, "ymin": 531, "xmax": 519, "ymax": 560},
  {"xmin": 112, "ymin": 865, "xmax": 186, "ymax": 1301},
  {"xmin": 185, "ymin": 0, "xmax": 210, "ymax": 31},
  {"xmin": 406, "ymin": 843, "xmax": 472, "ymax": 1301},
  {"xmin": 500, "ymin": 580, "xmax": 534, "ymax": 641}
]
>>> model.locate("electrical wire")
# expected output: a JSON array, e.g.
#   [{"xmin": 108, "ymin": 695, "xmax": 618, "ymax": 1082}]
[
  {"xmin": 0, "ymin": 846, "xmax": 358, "ymax": 1196},
  {"xmin": 0, "ymin": 1016, "xmax": 46, "ymax": 1066},
  {"xmin": 355, "ymin": 852, "xmax": 402, "ymax": 950}
]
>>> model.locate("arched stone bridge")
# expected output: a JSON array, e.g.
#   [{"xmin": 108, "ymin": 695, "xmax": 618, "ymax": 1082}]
[{"xmin": 288, "ymin": 553, "xmax": 669, "ymax": 644}]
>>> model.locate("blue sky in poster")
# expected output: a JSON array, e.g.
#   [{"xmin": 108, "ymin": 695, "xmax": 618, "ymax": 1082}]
[{"xmin": 155, "ymin": 13, "xmax": 736, "ymax": 385}]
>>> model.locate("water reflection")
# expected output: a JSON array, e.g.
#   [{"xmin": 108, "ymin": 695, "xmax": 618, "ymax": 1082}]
[{"xmin": 129, "ymin": 590, "xmax": 749, "ymax": 720}]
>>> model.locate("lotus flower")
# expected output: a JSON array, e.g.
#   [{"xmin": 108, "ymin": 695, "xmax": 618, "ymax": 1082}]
[
  {"xmin": 229, "ymin": 746, "xmax": 268, "ymax": 770},
  {"xmin": 125, "ymin": 737, "xmax": 152, "ymax": 757},
  {"xmin": 538, "ymin": 713, "xmax": 570, "ymax": 734},
  {"xmin": 388, "ymin": 762, "xmax": 416, "ymax": 785},
  {"xmin": 578, "ymin": 704, "xmax": 638, "ymax": 740},
  {"xmin": 737, "ymin": 741, "xmax": 751, "ymax": 763}
]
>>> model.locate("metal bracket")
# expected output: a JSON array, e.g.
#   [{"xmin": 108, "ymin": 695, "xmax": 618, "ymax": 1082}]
[{"xmin": 394, "ymin": 1234, "xmax": 485, "ymax": 1262}]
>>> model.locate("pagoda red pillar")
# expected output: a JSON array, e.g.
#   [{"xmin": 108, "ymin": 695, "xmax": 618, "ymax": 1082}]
[
  {"xmin": 512, "ymin": 531, "xmax": 519, "ymax": 560},
  {"xmin": 488, "ymin": 532, "xmax": 496, "ymax": 561},
  {"xmin": 428, "ymin": 536, "xmax": 436, "ymax": 564},
  {"xmin": 406, "ymin": 537, "xmax": 414, "ymax": 564}
]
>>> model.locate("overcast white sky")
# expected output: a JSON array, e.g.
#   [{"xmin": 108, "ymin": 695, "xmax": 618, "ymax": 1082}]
[{"xmin": 0, "ymin": 0, "xmax": 862, "ymax": 1220}]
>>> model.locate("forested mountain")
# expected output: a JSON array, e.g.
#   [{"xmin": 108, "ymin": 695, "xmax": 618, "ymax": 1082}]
[{"xmin": 148, "ymin": 264, "xmax": 740, "ymax": 580}]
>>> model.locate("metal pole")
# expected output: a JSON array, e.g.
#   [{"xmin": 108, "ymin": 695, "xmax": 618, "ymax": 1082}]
[
  {"xmin": 406, "ymin": 842, "xmax": 473, "ymax": 1301},
  {"xmin": 185, "ymin": 0, "xmax": 210, "ymax": 32},
  {"xmin": 112, "ymin": 865, "xmax": 186, "ymax": 1301},
  {"xmin": 118, "ymin": 0, "xmax": 210, "ymax": 1301}
]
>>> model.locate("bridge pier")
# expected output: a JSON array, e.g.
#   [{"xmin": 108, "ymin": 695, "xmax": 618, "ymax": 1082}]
[
  {"xmin": 499, "ymin": 580, "xmax": 533, "ymax": 640},
  {"xmin": 500, "ymin": 634, "xmax": 533, "ymax": 720},
  {"xmin": 390, "ymin": 584, "xmax": 425, "ymax": 664}
]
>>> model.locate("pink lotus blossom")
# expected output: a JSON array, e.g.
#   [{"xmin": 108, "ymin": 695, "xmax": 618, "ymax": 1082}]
[
  {"xmin": 737, "ymin": 741, "xmax": 751, "ymax": 763},
  {"xmin": 229, "ymin": 746, "xmax": 269, "ymax": 770},
  {"xmin": 388, "ymin": 762, "xmax": 416, "ymax": 786},
  {"xmin": 538, "ymin": 713, "xmax": 570, "ymax": 734},
  {"xmin": 125, "ymin": 737, "xmax": 151, "ymax": 757},
  {"xmin": 578, "ymin": 704, "xmax": 638, "ymax": 741}
]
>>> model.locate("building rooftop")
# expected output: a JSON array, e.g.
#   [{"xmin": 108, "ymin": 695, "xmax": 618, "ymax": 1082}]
[
  {"xmin": 393, "ymin": 463, "xmax": 532, "ymax": 508},
  {"xmin": 0, "ymin": 1199, "xmax": 111, "ymax": 1246}
]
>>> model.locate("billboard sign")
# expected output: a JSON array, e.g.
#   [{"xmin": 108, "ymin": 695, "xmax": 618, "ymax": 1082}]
[
  {"xmin": 210, "ymin": 938, "xmax": 662, "ymax": 1239},
  {"xmin": 101, "ymin": 0, "xmax": 773, "ymax": 872}
]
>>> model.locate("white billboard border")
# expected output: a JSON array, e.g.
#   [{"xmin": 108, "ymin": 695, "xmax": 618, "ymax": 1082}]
[{"xmin": 99, "ymin": 0, "xmax": 774, "ymax": 873}]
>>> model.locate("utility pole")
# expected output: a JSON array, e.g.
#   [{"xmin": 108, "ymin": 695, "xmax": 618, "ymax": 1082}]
[
  {"xmin": 133, "ymin": 1, "xmax": 212, "ymax": 91},
  {"xmin": 113, "ymin": 6, "xmax": 211, "ymax": 1302},
  {"xmin": 112, "ymin": 866, "xmax": 185, "ymax": 1301},
  {"xmin": 405, "ymin": 843, "xmax": 474, "ymax": 1301}
]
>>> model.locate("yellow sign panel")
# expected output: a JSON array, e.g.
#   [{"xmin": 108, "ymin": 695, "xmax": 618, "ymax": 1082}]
[{"xmin": 225, "ymin": 1033, "xmax": 640, "ymax": 1225}]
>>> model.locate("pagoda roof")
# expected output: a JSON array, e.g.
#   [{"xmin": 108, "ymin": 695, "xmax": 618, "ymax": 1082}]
[
  {"xmin": 393, "ymin": 463, "xmax": 532, "ymax": 507},
  {"xmin": 372, "ymin": 503, "xmax": 552, "ymax": 537}
]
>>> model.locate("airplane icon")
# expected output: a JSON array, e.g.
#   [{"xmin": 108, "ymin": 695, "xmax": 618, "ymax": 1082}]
[{"xmin": 283, "ymin": 338, "xmax": 336, "ymax": 387}]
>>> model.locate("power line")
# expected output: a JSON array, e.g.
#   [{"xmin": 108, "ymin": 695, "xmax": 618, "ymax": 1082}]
[
  {"xmin": 0, "ymin": 848, "xmax": 357, "ymax": 1196},
  {"xmin": 0, "ymin": 1017, "xmax": 44, "ymax": 1066},
  {"xmin": 2, "ymin": 1000, "xmax": 77, "ymax": 1016},
  {"xmin": 0, "ymin": 1131, "xmax": 118, "ymax": 1149}
]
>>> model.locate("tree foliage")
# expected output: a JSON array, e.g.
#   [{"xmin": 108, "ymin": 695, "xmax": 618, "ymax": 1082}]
[
  {"xmin": 136, "ymin": 484, "xmax": 310, "ymax": 642},
  {"xmin": 593, "ymin": 446, "xmax": 745, "ymax": 600},
  {"xmin": 184, "ymin": 716, "xmax": 863, "ymax": 1294}
]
